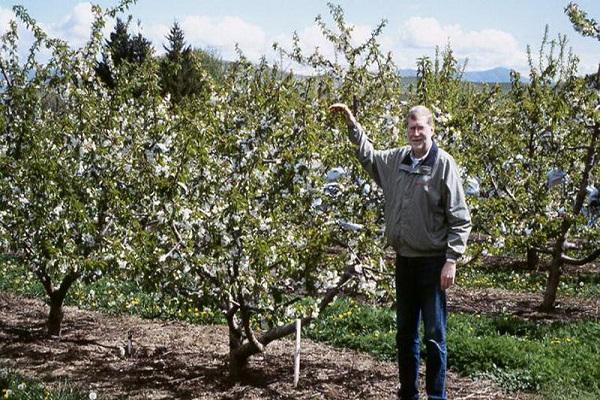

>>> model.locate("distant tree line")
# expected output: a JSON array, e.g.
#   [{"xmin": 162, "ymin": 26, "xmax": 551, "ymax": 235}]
[{"xmin": 96, "ymin": 17, "xmax": 226, "ymax": 103}]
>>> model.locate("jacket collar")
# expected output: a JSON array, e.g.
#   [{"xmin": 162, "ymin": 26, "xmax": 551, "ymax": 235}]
[{"xmin": 402, "ymin": 141, "xmax": 438, "ymax": 168}]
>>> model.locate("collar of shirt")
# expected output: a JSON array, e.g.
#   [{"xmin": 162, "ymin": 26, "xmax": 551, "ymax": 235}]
[
  {"xmin": 401, "ymin": 141, "xmax": 439, "ymax": 171},
  {"xmin": 410, "ymin": 146, "xmax": 431, "ymax": 168}
]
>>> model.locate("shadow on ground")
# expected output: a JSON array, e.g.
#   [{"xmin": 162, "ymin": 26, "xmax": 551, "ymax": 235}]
[{"xmin": 0, "ymin": 293, "xmax": 531, "ymax": 399}]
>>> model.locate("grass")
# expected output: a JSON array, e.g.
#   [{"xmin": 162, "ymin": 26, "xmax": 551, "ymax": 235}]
[
  {"xmin": 0, "ymin": 369, "xmax": 94, "ymax": 400},
  {"xmin": 457, "ymin": 264, "xmax": 600, "ymax": 298},
  {"xmin": 0, "ymin": 261, "xmax": 224, "ymax": 325},
  {"xmin": 306, "ymin": 299, "xmax": 600, "ymax": 399}
]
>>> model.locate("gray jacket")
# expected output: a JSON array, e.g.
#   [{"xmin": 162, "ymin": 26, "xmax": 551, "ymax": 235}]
[{"xmin": 349, "ymin": 123, "xmax": 471, "ymax": 260}]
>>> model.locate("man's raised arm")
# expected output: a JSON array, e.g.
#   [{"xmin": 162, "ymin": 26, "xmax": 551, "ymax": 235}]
[{"xmin": 329, "ymin": 103, "xmax": 382, "ymax": 186}]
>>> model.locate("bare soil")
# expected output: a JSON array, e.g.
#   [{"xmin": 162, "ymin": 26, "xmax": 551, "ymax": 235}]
[{"xmin": 0, "ymin": 293, "xmax": 536, "ymax": 400}]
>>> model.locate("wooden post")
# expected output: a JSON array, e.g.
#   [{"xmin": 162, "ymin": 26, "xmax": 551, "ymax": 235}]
[
  {"xmin": 127, "ymin": 331, "xmax": 133, "ymax": 357},
  {"xmin": 293, "ymin": 318, "xmax": 301, "ymax": 387}
]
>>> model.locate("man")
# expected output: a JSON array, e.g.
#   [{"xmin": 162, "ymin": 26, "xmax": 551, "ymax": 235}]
[{"xmin": 329, "ymin": 103, "xmax": 471, "ymax": 400}]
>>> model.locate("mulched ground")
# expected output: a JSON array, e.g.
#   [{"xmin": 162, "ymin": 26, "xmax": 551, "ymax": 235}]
[{"xmin": 0, "ymin": 293, "xmax": 537, "ymax": 399}]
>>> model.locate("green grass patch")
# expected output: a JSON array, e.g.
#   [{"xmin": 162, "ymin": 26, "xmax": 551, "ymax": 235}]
[
  {"xmin": 307, "ymin": 299, "xmax": 600, "ymax": 399},
  {"xmin": 65, "ymin": 278, "xmax": 224, "ymax": 325},
  {"xmin": 0, "ymin": 261, "xmax": 47, "ymax": 299},
  {"xmin": 0, "ymin": 261, "xmax": 224, "ymax": 325},
  {"xmin": 0, "ymin": 369, "xmax": 94, "ymax": 400},
  {"xmin": 307, "ymin": 298, "xmax": 397, "ymax": 361},
  {"xmin": 457, "ymin": 265, "xmax": 600, "ymax": 298}
]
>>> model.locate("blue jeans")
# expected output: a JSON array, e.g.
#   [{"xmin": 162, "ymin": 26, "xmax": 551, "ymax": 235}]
[{"xmin": 395, "ymin": 255, "xmax": 447, "ymax": 400}]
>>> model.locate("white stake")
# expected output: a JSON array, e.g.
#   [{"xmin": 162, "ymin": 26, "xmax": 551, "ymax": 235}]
[
  {"xmin": 293, "ymin": 318, "xmax": 301, "ymax": 387},
  {"xmin": 127, "ymin": 331, "xmax": 133, "ymax": 357}
]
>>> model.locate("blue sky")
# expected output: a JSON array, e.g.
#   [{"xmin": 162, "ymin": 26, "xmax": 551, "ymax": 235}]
[{"xmin": 1, "ymin": 0, "xmax": 599, "ymax": 73}]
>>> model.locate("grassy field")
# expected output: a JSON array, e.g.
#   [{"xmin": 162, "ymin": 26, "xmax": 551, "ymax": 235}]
[
  {"xmin": 307, "ymin": 299, "xmax": 600, "ymax": 399},
  {"xmin": 458, "ymin": 262, "xmax": 600, "ymax": 299}
]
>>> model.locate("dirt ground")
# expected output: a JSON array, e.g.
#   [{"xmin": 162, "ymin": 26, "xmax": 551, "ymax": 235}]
[{"xmin": 0, "ymin": 293, "xmax": 539, "ymax": 400}]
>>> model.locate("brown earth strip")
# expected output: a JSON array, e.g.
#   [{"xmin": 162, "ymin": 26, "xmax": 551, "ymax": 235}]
[{"xmin": 0, "ymin": 293, "xmax": 537, "ymax": 399}]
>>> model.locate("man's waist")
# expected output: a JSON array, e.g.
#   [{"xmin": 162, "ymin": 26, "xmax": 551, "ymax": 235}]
[{"xmin": 395, "ymin": 251, "xmax": 446, "ymax": 260}]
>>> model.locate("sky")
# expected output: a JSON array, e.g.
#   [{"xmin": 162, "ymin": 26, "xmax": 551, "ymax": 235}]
[{"xmin": 1, "ymin": 0, "xmax": 599, "ymax": 74}]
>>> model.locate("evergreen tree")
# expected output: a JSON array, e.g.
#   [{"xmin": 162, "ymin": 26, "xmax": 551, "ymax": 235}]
[
  {"xmin": 96, "ymin": 18, "xmax": 153, "ymax": 88},
  {"xmin": 160, "ymin": 21, "xmax": 208, "ymax": 103},
  {"xmin": 163, "ymin": 21, "xmax": 187, "ymax": 60}
]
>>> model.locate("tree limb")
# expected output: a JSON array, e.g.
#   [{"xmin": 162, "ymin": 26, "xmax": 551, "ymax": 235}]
[
  {"xmin": 33, "ymin": 262, "xmax": 54, "ymax": 298},
  {"xmin": 488, "ymin": 170, "xmax": 518, "ymax": 204},
  {"xmin": 56, "ymin": 270, "xmax": 82, "ymax": 299},
  {"xmin": 225, "ymin": 304, "xmax": 242, "ymax": 342},
  {"xmin": 231, "ymin": 262, "xmax": 358, "ymax": 360},
  {"xmin": 561, "ymin": 248, "xmax": 600, "ymax": 266},
  {"xmin": 0, "ymin": 60, "xmax": 13, "ymax": 89},
  {"xmin": 240, "ymin": 300, "xmax": 264, "ymax": 352}
]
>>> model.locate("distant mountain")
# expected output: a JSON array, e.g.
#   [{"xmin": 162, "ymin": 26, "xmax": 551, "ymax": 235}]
[
  {"xmin": 463, "ymin": 67, "xmax": 515, "ymax": 83},
  {"xmin": 398, "ymin": 67, "xmax": 515, "ymax": 83},
  {"xmin": 398, "ymin": 69, "xmax": 418, "ymax": 78}
]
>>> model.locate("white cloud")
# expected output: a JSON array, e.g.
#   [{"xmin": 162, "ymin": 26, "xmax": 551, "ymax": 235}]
[
  {"xmin": 6, "ymin": 4, "xmax": 269, "ymax": 63},
  {"xmin": 397, "ymin": 17, "xmax": 528, "ymax": 71},
  {"xmin": 44, "ymin": 2, "xmax": 96, "ymax": 49},
  {"xmin": 3, "ymin": 4, "xmax": 565, "ymax": 75},
  {"xmin": 0, "ymin": 6, "xmax": 39, "ymax": 62},
  {"xmin": 274, "ymin": 24, "xmax": 334, "ymax": 62},
  {"xmin": 577, "ymin": 54, "xmax": 599, "ymax": 75},
  {"xmin": 143, "ymin": 23, "xmax": 170, "ymax": 53},
  {"xmin": 272, "ymin": 22, "xmax": 390, "ymax": 74},
  {"xmin": 1, "ymin": 3, "xmax": 122, "ymax": 66},
  {"xmin": 177, "ymin": 15, "xmax": 268, "ymax": 61},
  {"xmin": 0, "ymin": 7, "xmax": 15, "ymax": 36}
]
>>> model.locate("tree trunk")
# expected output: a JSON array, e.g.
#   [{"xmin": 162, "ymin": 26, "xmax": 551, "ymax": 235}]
[
  {"xmin": 227, "ymin": 320, "xmax": 260, "ymax": 381},
  {"xmin": 228, "ymin": 349, "xmax": 249, "ymax": 381},
  {"xmin": 540, "ymin": 258, "xmax": 562, "ymax": 312},
  {"xmin": 225, "ymin": 263, "xmax": 358, "ymax": 381},
  {"xmin": 45, "ymin": 270, "xmax": 80, "ymax": 337},
  {"xmin": 47, "ymin": 293, "xmax": 65, "ymax": 337},
  {"xmin": 526, "ymin": 247, "xmax": 539, "ymax": 270}
]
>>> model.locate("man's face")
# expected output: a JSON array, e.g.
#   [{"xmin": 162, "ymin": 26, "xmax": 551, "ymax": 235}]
[{"xmin": 407, "ymin": 115, "xmax": 433, "ymax": 157}]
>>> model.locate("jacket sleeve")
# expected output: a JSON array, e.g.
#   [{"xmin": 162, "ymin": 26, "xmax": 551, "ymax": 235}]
[
  {"xmin": 347, "ymin": 121, "xmax": 385, "ymax": 187},
  {"xmin": 443, "ymin": 158, "xmax": 472, "ymax": 260}
]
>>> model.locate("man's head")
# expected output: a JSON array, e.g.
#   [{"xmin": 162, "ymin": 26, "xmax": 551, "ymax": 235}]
[{"xmin": 406, "ymin": 105, "xmax": 434, "ymax": 158}]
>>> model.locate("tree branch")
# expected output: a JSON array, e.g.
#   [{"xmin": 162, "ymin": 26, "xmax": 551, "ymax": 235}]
[
  {"xmin": 56, "ymin": 270, "xmax": 81, "ymax": 299},
  {"xmin": 561, "ymin": 249, "xmax": 600, "ymax": 266},
  {"xmin": 488, "ymin": 170, "xmax": 518, "ymax": 204},
  {"xmin": 33, "ymin": 262, "xmax": 54, "ymax": 298},
  {"xmin": 226, "ymin": 304, "xmax": 242, "ymax": 342},
  {"xmin": 0, "ymin": 60, "xmax": 13, "ymax": 89},
  {"xmin": 536, "ymin": 246, "xmax": 600, "ymax": 266},
  {"xmin": 571, "ymin": 124, "xmax": 598, "ymax": 215},
  {"xmin": 534, "ymin": 246, "xmax": 554, "ymax": 255},
  {"xmin": 240, "ymin": 300, "xmax": 264, "ymax": 352},
  {"xmin": 232, "ymin": 262, "xmax": 358, "ymax": 360}
]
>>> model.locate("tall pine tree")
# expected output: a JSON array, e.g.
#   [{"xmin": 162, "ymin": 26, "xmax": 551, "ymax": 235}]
[
  {"xmin": 160, "ymin": 22, "xmax": 208, "ymax": 104},
  {"xmin": 96, "ymin": 17, "xmax": 153, "ymax": 88}
]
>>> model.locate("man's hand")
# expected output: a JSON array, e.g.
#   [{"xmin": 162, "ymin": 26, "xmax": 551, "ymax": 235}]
[
  {"xmin": 440, "ymin": 261, "xmax": 456, "ymax": 290},
  {"xmin": 329, "ymin": 103, "xmax": 356, "ymax": 126}
]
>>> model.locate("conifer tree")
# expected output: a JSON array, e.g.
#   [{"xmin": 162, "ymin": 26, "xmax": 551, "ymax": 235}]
[
  {"xmin": 96, "ymin": 17, "xmax": 153, "ymax": 88},
  {"xmin": 160, "ymin": 22, "xmax": 210, "ymax": 103}
]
